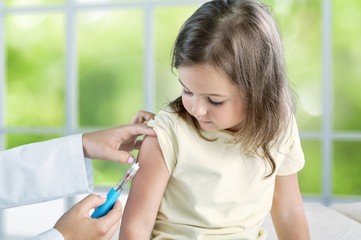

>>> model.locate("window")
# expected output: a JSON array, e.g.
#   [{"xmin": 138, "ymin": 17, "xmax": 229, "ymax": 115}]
[{"xmin": 1, "ymin": 0, "xmax": 360, "ymax": 238}]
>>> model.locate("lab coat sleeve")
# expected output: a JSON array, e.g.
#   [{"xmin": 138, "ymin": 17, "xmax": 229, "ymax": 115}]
[
  {"xmin": 0, "ymin": 134, "xmax": 94, "ymax": 209},
  {"xmin": 26, "ymin": 228, "xmax": 64, "ymax": 240}
]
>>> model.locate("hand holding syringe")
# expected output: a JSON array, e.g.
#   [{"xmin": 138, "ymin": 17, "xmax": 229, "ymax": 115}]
[{"xmin": 91, "ymin": 162, "xmax": 140, "ymax": 218}]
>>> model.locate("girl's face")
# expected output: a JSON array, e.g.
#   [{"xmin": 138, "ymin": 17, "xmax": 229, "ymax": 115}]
[{"xmin": 179, "ymin": 64, "xmax": 246, "ymax": 132}]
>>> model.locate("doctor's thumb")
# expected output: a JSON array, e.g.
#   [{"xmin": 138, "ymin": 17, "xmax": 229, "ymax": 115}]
[
  {"xmin": 118, "ymin": 151, "xmax": 136, "ymax": 164},
  {"xmin": 104, "ymin": 147, "xmax": 135, "ymax": 164}
]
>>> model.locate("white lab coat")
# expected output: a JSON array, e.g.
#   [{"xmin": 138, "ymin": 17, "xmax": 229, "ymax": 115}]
[{"xmin": 0, "ymin": 134, "xmax": 93, "ymax": 240}]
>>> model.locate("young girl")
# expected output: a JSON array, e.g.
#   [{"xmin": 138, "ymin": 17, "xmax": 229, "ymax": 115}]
[{"xmin": 119, "ymin": 0, "xmax": 310, "ymax": 239}]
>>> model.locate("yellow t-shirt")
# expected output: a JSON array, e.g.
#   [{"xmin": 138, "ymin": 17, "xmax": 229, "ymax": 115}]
[{"xmin": 147, "ymin": 110, "xmax": 304, "ymax": 240}]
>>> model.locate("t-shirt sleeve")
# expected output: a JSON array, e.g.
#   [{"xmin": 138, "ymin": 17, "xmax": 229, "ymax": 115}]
[
  {"xmin": 147, "ymin": 110, "xmax": 179, "ymax": 174},
  {"xmin": 275, "ymin": 115, "xmax": 305, "ymax": 176}
]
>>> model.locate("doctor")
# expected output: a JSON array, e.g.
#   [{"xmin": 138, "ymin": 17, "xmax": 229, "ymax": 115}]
[{"xmin": 0, "ymin": 111, "xmax": 155, "ymax": 240}]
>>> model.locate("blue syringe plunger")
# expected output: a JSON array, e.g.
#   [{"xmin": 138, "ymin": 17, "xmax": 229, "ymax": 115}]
[{"xmin": 91, "ymin": 162, "xmax": 140, "ymax": 219}]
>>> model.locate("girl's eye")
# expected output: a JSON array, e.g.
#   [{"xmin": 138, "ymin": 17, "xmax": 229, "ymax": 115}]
[
  {"xmin": 182, "ymin": 89, "xmax": 193, "ymax": 96},
  {"xmin": 208, "ymin": 98, "xmax": 224, "ymax": 106}
]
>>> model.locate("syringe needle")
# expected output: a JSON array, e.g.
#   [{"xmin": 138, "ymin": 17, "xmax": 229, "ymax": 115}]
[{"xmin": 91, "ymin": 162, "xmax": 140, "ymax": 218}]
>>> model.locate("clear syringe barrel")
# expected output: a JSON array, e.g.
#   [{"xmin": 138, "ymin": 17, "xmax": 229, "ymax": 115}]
[{"xmin": 114, "ymin": 162, "xmax": 140, "ymax": 193}]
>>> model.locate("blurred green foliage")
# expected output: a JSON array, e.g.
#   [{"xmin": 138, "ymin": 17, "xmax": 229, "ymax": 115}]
[
  {"xmin": 154, "ymin": 6, "xmax": 197, "ymax": 110},
  {"xmin": 3, "ymin": 1, "xmax": 361, "ymax": 195},
  {"xmin": 333, "ymin": 0, "xmax": 361, "ymax": 131},
  {"xmin": 333, "ymin": 141, "xmax": 361, "ymax": 195},
  {"xmin": 78, "ymin": 10, "xmax": 144, "ymax": 127},
  {"xmin": 6, "ymin": 14, "xmax": 65, "ymax": 127},
  {"xmin": 265, "ymin": 0, "xmax": 323, "ymax": 131},
  {"xmin": 6, "ymin": 134, "xmax": 63, "ymax": 148},
  {"xmin": 298, "ymin": 140, "xmax": 322, "ymax": 194},
  {"xmin": 5, "ymin": 0, "xmax": 63, "ymax": 6}
]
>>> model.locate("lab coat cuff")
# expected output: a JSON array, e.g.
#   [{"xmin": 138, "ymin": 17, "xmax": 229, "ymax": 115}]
[
  {"xmin": 85, "ymin": 157, "xmax": 94, "ymax": 191},
  {"xmin": 72, "ymin": 134, "xmax": 94, "ymax": 192}
]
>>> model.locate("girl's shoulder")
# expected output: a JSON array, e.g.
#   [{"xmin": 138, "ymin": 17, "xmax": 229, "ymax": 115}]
[
  {"xmin": 273, "ymin": 115, "xmax": 300, "ymax": 149},
  {"xmin": 147, "ymin": 108, "xmax": 194, "ymax": 140},
  {"xmin": 272, "ymin": 114, "xmax": 305, "ymax": 175},
  {"xmin": 148, "ymin": 108, "xmax": 182, "ymax": 129}
]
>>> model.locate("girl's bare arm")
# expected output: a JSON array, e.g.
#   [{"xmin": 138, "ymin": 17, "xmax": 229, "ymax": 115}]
[
  {"xmin": 271, "ymin": 174, "xmax": 310, "ymax": 240},
  {"xmin": 119, "ymin": 135, "xmax": 170, "ymax": 239}
]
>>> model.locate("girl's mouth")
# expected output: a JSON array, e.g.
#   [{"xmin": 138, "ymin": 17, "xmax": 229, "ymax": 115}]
[{"xmin": 197, "ymin": 119, "xmax": 212, "ymax": 125}]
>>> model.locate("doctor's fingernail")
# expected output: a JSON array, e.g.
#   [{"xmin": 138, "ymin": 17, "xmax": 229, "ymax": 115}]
[{"xmin": 128, "ymin": 156, "xmax": 135, "ymax": 164}]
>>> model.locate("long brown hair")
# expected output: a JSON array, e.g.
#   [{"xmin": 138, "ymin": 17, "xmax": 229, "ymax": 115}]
[{"xmin": 169, "ymin": 0, "xmax": 295, "ymax": 177}]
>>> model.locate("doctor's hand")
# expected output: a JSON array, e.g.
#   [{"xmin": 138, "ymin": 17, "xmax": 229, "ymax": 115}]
[
  {"xmin": 82, "ymin": 110, "xmax": 156, "ymax": 164},
  {"xmin": 54, "ymin": 194, "xmax": 122, "ymax": 240}
]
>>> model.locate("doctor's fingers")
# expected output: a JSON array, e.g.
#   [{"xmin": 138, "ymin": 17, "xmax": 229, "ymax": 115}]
[
  {"xmin": 91, "ymin": 216, "xmax": 120, "ymax": 240},
  {"xmin": 75, "ymin": 194, "xmax": 106, "ymax": 215},
  {"xmin": 96, "ymin": 200, "xmax": 122, "ymax": 230},
  {"xmin": 117, "ymin": 123, "xmax": 156, "ymax": 138},
  {"xmin": 129, "ymin": 110, "xmax": 155, "ymax": 124}
]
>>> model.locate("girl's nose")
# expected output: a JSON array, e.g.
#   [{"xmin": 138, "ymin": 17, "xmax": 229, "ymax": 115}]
[{"xmin": 192, "ymin": 98, "xmax": 207, "ymax": 117}]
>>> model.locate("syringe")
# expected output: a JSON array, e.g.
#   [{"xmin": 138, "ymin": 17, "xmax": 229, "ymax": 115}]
[{"xmin": 91, "ymin": 162, "xmax": 140, "ymax": 218}]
